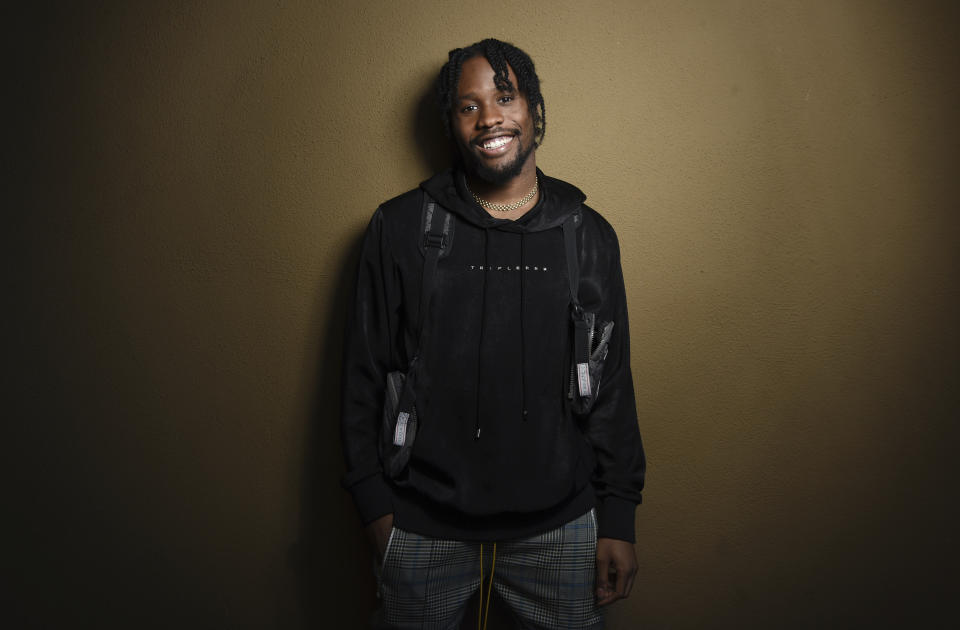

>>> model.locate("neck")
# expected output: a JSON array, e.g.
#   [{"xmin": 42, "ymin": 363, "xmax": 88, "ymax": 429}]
[{"xmin": 465, "ymin": 158, "xmax": 539, "ymax": 218}]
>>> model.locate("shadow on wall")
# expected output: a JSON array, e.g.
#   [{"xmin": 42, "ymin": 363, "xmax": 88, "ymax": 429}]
[
  {"xmin": 293, "ymin": 224, "xmax": 371, "ymax": 628},
  {"xmin": 411, "ymin": 71, "xmax": 458, "ymax": 177}
]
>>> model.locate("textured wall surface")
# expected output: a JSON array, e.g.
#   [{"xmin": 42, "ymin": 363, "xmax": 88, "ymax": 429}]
[{"xmin": 10, "ymin": 1, "xmax": 959, "ymax": 628}]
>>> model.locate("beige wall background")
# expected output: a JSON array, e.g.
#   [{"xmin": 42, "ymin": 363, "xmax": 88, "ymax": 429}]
[{"xmin": 10, "ymin": 1, "xmax": 958, "ymax": 628}]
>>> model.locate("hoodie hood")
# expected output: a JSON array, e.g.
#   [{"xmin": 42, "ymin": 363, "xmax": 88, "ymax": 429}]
[{"xmin": 420, "ymin": 166, "xmax": 586, "ymax": 232}]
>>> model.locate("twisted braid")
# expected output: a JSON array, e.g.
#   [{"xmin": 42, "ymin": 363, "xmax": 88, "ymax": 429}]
[{"xmin": 437, "ymin": 38, "xmax": 546, "ymax": 147}]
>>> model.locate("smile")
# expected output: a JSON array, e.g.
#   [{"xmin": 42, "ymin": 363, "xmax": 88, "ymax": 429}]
[
  {"xmin": 482, "ymin": 136, "xmax": 512, "ymax": 150},
  {"xmin": 475, "ymin": 134, "xmax": 516, "ymax": 156}
]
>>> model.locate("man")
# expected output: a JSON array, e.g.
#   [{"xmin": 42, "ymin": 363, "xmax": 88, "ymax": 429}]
[{"xmin": 341, "ymin": 38, "xmax": 645, "ymax": 629}]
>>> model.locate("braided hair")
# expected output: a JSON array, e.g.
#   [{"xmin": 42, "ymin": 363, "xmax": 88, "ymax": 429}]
[{"xmin": 437, "ymin": 38, "xmax": 546, "ymax": 147}]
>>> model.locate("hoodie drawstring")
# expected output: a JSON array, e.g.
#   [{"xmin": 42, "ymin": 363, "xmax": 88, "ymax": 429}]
[
  {"xmin": 519, "ymin": 232, "xmax": 528, "ymax": 421},
  {"xmin": 475, "ymin": 229, "xmax": 534, "ymax": 438},
  {"xmin": 478, "ymin": 542, "xmax": 497, "ymax": 630},
  {"xmin": 474, "ymin": 228, "xmax": 490, "ymax": 440}
]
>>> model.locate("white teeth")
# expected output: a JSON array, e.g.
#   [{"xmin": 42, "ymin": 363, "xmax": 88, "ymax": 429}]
[{"xmin": 482, "ymin": 136, "xmax": 511, "ymax": 150}]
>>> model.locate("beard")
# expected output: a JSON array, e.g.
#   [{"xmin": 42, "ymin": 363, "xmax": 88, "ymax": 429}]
[{"xmin": 461, "ymin": 131, "xmax": 535, "ymax": 185}]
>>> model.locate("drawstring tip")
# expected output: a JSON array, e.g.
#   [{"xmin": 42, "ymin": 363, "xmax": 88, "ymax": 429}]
[
  {"xmin": 475, "ymin": 428, "xmax": 481, "ymax": 440},
  {"xmin": 522, "ymin": 409, "xmax": 528, "ymax": 420}
]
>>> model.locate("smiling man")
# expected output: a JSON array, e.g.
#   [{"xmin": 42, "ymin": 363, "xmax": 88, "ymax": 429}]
[{"xmin": 341, "ymin": 38, "xmax": 646, "ymax": 629}]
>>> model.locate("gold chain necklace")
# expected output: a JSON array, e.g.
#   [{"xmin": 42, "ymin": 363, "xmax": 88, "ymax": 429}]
[{"xmin": 468, "ymin": 177, "xmax": 538, "ymax": 213}]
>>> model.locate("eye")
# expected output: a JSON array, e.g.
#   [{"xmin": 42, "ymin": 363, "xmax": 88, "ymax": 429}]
[
  {"xmin": 459, "ymin": 104, "xmax": 478, "ymax": 114},
  {"xmin": 498, "ymin": 95, "xmax": 514, "ymax": 105}
]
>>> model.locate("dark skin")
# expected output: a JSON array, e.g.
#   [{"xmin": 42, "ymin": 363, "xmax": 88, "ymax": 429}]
[
  {"xmin": 367, "ymin": 55, "xmax": 638, "ymax": 607},
  {"xmin": 451, "ymin": 55, "xmax": 539, "ymax": 220}
]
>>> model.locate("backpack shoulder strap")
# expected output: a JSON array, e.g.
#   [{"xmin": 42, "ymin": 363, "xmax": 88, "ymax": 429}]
[
  {"xmin": 561, "ymin": 207, "xmax": 582, "ymax": 311},
  {"xmin": 416, "ymin": 191, "xmax": 454, "ymax": 343},
  {"xmin": 563, "ymin": 208, "xmax": 592, "ymax": 380}
]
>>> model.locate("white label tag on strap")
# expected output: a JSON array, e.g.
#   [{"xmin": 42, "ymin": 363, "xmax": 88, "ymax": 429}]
[
  {"xmin": 577, "ymin": 362, "xmax": 591, "ymax": 397},
  {"xmin": 393, "ymin": 412, "xmax": 410, "ymax": 446}
]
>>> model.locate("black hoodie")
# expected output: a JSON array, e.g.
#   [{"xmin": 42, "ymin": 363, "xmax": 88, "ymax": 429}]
[{"xmin": 341, "ymin": 168, "xmax": 645, "ymax": 542}]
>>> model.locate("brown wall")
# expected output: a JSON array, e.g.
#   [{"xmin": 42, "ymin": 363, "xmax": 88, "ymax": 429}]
[{"xmin": 10, "ymin": 1, "xmax": 958, "ymax": 628}]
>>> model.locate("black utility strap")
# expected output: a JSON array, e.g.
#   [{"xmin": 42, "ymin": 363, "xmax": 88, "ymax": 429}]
[
  {"xmin": 396, "ymin": 193, "xmax": 450, "ymax": 419},
  {"xmin": 417, "ymin": 193, "xmax": 450, "ymax": 345},
  {"xmin": 563, "ymin": 211, "xmax": 590, "ymax": 375},
  {"xmin": 562, "ymin": 212, "xmax": 580, "ymax": 308}
]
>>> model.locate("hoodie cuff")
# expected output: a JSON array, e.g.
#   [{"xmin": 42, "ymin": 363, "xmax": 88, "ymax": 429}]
[
  {"xmin": 596, "ymin": 495, "xmax": 637, "ymax": 543},
  {"xmin": 348, "ymin": 473, "xmax": 395, "ymax": 525}
]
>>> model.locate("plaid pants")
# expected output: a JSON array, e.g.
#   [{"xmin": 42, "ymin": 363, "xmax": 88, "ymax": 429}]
[{"xmin": 374, "ymin": 510, "xmax": 603, "ymax": 629}]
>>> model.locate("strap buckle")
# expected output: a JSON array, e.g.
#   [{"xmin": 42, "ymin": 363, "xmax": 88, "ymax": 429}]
[{"xmin": 423, "ymin": 233, "xmax": 446, "ymax": 249}]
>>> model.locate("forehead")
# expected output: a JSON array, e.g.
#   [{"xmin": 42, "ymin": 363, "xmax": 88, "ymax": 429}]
[{"xmin": 456, "ymin": 55, "xmax": 518, "ymax": 98}]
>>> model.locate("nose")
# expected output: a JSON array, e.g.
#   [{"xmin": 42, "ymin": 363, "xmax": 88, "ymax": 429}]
[{"xmin": 476, "ymin": 103, "xmax": 504, "ymax": 129}]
